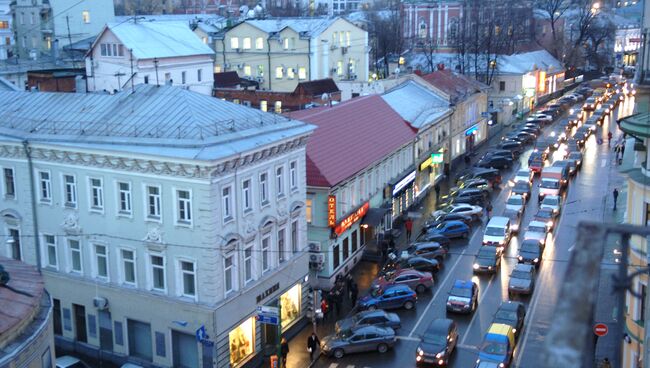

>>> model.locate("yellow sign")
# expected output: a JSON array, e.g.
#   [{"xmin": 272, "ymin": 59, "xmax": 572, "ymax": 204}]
[{"xmin": 419, "ymin": 157, "xmax": 432, "ymax": 171}]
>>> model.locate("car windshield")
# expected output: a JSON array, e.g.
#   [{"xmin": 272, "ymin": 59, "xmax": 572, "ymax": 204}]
[
  {"xmin": 521, "ymin": 244, "xmax": 539, "ymax": 253},
  {"xmin": 512, "ymin": 271, "xmax": 531, "ymax": 279},
  {"xmin": 450, "ymin": 287, "xmax": 472, "ymax": 298},
  {"xmin": 531, "ymin": 160, "xmax": 543, "ymax": 166},
  {"xmin": 435, "ymin": 223, "xmax": 447, "ymax": 230},
  {"xmin": 507, "ymin": 197, "xmax": 523, "ymax": 205},
  {"xmin": 529, "ymin": 225, "xmax": 546, "ymax": 233},
  {"xmin": 543, "ymin": 198, "xmax": 559, "ymax": 205},
  {"xmin": 423, "ymin": 332, "xmax": 447, "ymax": 345},
  {"xmin": 370, "ymin": 288, "xmax": 382, "ymax": 297},
  {"xmin": 514, "ymin": 184, "xmax": 528, "ymax": 191},
  {"xmin": 536, "ymin": 211, "xmax": 552, "ymax": 219},
  {"xmin": 541, "ymin": 179, "xmax": 559, "ymax": 188},
  {"xmin": 481, "ymin": 341, "xmax": 508, "ymax": 355},
  {"xmin": 495, "ymin": 310, "xmax": 517, "ymax": 321},
  {"xmin": 485, "ymin": 227, "xmax": 505, "ymax": 236}
]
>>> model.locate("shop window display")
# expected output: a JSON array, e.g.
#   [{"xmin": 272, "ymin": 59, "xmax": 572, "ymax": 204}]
[
  {"xmin": 281, "ymin": 284, "xmax": 301, "ymax": 330},
  {"xmin": 229, "ymin": 318, "xmax": 254, "ymax": 366}
]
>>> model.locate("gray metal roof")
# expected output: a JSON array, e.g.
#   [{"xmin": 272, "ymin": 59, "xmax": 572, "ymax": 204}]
[
  {"xmin": 0, "ymin": 84, "xmax": 315, "ymax": 161},
  {"xmin": 382, "ymin": 81, "xmax": 451, "ymax": 129},
  {"xmin": 244, "ymin": 17, "xmax": 339, "ymax": 37}
]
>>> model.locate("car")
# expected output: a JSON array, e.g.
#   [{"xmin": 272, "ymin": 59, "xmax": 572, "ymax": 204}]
[
  {"xmin": 493, "ymin": 301, "xmax": 526, "ymax": 338},
  {"xmin": 475, "ymin": 324, "xmax": 516, "ymax": 368},
  {"xmin": 373, "ymin": 269, "xmax": 434, "ymax": 294},
  {"xmin": 415, "ymin": 231, "xmax": 451, "ymax": 248},
  {"xmin": 454, "ymin": 178, "xmax": 492, "ymax": 194},
  {"xmin": 382, "ymin": 255, "xmax": 441, "ymax": 277},
  {"xmin": 518, "ymin": 239, "xmax": 544, "ymax": 267},
  {"xmin": 446, "ymin": 280, "xmax": 479, "ymax": 314},
  {"xmin": 511, "ymin": 180, "xmax": 531, "ymax": 201},
  {"xmin": 416, "ymin": 319, "xmax": 459, "ymax": 366},
  {"xmin": 321, "ymin": 325, "xmax": 397, "ymax": 359},
  {"xmin": 583, "ymin": 97, "xmax": 598, "ymax": 110},
  {"xmin": 539, "ymin": 107, "xmax": 560, "ymax": 118},
  {"xmin": 510, "ymin": 169, "xmax": 533, "ymax": 186},
  {"xmin": 357, "ymin": 284, "xmax": 418, "ymax": 311},
  {"xmin": 565, "ymin": 158, "xmax": 578, "ymax": 175},
  {"xmin": 473, "ymin": 246, "xmax": 502, "ymax": 274},
  {"xmin": 405, "ymin": 242, "xmax": 449, "ymax": 262},
  {"xmin": 540, "ymin": 195, "xmax": 562, "ymax": 214},
  {"xmin": 495, "ymin": 141, "xmax": 523, "ymax": 155},
  {"xmin": 508, "ymin": 264, "xmax": 536, "ymax": 296},
  {"xmin": 486, "ymin": 148, "xmax": 517, "ymax": 160},
  {"xmin": 529, "ymin": 113, "xmax": 553, "ymax": 123},
  {"xmin": 553, "ymin": 160, "xmax": 575, "ymax": 177},
  {"xmin": 432, "ymin": 204, "xmax": 483, "ymax": 220},
  {"xmin": 533, "ymin": 138, "xmax": 553, "ymax": 155},
  {"xmin": 533, "ymin": 208, "xmax": 559, "ymax": 232},
  {"xmin": 524, "ymin": 220, "xmax": 550, "ymax": 246},
  {"xmin": 56, "ymin": 356, "xmax": 90, "ymax": 368},
  {"xmin": 476, "ymin": 156, "xmax": 513, "ymax": 170},
  {"xmin": 528, "ymin": 156, "xmax": 545, "ymax": 175},
  {"xmin": 604, "ymin": 102, "xmax": 616, "ymax": 113},
  {"xmin": 427, "ymin": 220, "xmax": 471, "ymax": 239},
  {"xmin": 501, "ymin": 209, "xmax": 522, "ymax": 233},
  {"xmin": 505, "ymin": 194, "xmax": 525, "ymax": 213},
  {"xmin": 568, "ymin": 151, "xmax": 583, "ymax": 168},
  {"xmin": 335, "ymin": 310, "xmax": 402, "ymax": 334},
  {"xmin": 440, "ymin": 188, "xmax": 487, "ymax": 206},
  {"xmin": 566, "ymin": 139, "xmax": 582, "ymax": 153},
  {"xmin": 424, "ymin": 213, "xmax": 473, "ymax": 228}
]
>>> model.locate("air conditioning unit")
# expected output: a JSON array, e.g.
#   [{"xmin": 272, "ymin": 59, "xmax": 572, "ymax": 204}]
[
  {"xmin": 93, "ymin": 297, "xmax": 109, "ymax": 310},
  {"xmin": 349, "ymin": 73, "xmax": 357, "ymax": 80},
  {"xmin": 235, "ymin": 47, "xmax": 242, "ymax": 53},
  {"xmin": 308, "ymin": 242, "xmax": 321, "ymax": 252},
  {"xmin": 309, "ymin": 253, "xmax": 325, "ymax": 264},
  {"xmin": 341, "ymin": 46, "xmax": 348, "ymax": 54},
  {"xmin": 330, "ymin": 44, "xmax": 338, "ymax": 50}
]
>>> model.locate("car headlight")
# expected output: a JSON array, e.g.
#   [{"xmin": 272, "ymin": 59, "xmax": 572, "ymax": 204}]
[
  {"xmin": 500, "ymin": 363, "xmax": 505, "ymax": 368},
  {"xmin": 417, "ymin": 347, "xmax": 424, "ymax": 356},
  {"xmin": 436, "ymin": 352, "xmax": 443, "ymax": 359},
  {"xmin": 534, "ymin": 258, "xmax": 539, "ymax": 263},
  {"xmin": 512, "ymin": 328, "xmax": 517, "ymax": 334},
  {"xmin": 547, "ymin": 221, "xmax": 553, "ymax": 227},
  {"xmin": 499, "ymin": 240, "xmax": 505, "ymax": 245},
  {"xmin": 488, "ymin": 266, "xmax": 493, "ymax": 270},
  {"xmin": 438, "ymin": 359, "xmax": 445, "ymax": 365},
  {"xmin": 518, "ymin": 255, "xmax": 523, "ymax": 260},
  {"xmin": 473, "ymin": 263, "xmax": 479, "ymax": 269}
]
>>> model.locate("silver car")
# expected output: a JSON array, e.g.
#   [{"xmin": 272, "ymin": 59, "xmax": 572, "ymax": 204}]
[
  {"xmin": 321, "ymin": 325, "xmax": 396, "ymax": 359},
  {"xmin": 505, "ymin": 194, "xmax": 525, "ymax": 214},
  {"xmin": 335, "ymin": 310, "xmax": 401, "ymax": 334},
  {"xmin": 508, "ymin": 264, "xmax": 535, "ymax": 296},
  {"xmin": 540, "ymin": 195, "xmax": 562, "ymax": 214},
  {"xmin": 524, "ymin": 221, "xmax": 550, "ymax": 246}
]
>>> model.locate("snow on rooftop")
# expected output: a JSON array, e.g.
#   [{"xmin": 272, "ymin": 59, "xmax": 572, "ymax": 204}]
[
  {"xmin": 244, "ymin": 17, "xmax": 339, "ymax": 36},
  {"xmin": 382, "ymin": 81, "xmax": 451, "ymax": 128}
]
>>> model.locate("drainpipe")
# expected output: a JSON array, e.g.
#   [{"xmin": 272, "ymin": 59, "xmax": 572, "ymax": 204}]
[
  {"xmin": 267, "ymin": 37, "xmax": 272, "ymax": 90},
  {"xmin": 221, "ymin": 38, "xmax": 227, "ymax": 71},
  {"xmin": 308, "ymin": 38, "xmax": 312, "ymax": 80},
  {"xmin": 22, "ymin": 140, "xmax": 42, "ymax": 273}
]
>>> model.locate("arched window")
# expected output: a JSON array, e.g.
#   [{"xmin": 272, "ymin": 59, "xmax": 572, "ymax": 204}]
[{"xmin": 419, "ymin": 20, "xmax": 427, "ymax": 39}]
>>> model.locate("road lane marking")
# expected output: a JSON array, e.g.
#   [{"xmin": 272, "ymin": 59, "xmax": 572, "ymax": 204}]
[
  {"xmin": 601, "ymin": 159, "xmax": 607, "ymax": 167},
  {"xmin": 396, "ymin": 336, "xmax": 421, "ymax": 342},
  {"xmin": 457, "ymin": 344, "xmax": 479, "ymax": 351},
  {"xmin": 459, "ymin": 275, "xmax": 497, "ymax": 346}
]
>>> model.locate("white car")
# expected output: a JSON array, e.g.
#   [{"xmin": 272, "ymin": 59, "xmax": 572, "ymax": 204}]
[
  {"xmin": 524, "ymin": 221, "xmax": 550, "ymax": 245},
  {"xmin": 529, "ymin": 114, "xmax": 552, "ymax": 123},
  {"xmin": 505, "ymin": 194, "xmax": 525, "ymax": 214},
  {"xmin": 56, "ymin": 356, "xmax": 89, "ymax": 368},
  {"xmin": 511, "ymin": 169, "xmax": 533, "ymax": 186},
  {"xmin": 540, "ymin": 195, "xmax": 562, "ymax": 214},
  {"xmin": 432, "ymin": 204, "xmax": 483, "ymax": 219}
]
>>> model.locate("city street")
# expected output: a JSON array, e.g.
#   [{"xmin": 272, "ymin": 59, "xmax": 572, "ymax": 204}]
[{"xmin": 309, "ymin": 94, "xmax": 636, "ymax": 368}]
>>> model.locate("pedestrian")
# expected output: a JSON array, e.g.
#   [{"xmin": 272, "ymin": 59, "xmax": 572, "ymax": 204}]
[
  {"xmin": 345, "ymin": 274, "xmax": 353, "ymax": 296},
  {"xmin": 334, "ymin": 290, "xmax": 343, "ymax": 316},
  {"xmin": 613, "ymin": 188, "xmax": 619, "ymax": 210},
  {"xmin": 486, "ymin": 202, "xmax": 493, "ymax": 221},
  {"xmin": 405, "ymin": 217, "xmax": 414, "ymax": 242},
  {"xmin": 307, "ymin": 332, "xmax": 320, "ymax": 362},
  {"xmin": 280, "ymin": 337, "xmax": 289, "ymax": 367},
  {"xmin": 464, "ymin": 154, "xmax": 471, "ymax": 166},
  {"xmin": 621, "ymin": 143, "xmax": 626, "ymax": 157},
  {"xmin": 350, "ymin": 282, "xmax": 358, "ymax": 307},
  {"xmin": 434, "ymin": 183, "xmax": 441, "ymax": 199},
  {"xmin": 320, "ymin": 298, "xmax": 328, "ymax": 321},
  {"xmin": 607, "ymin": 131, "xmax": 612, "ymax": 146},
  {"xmin": 600, "ymin": 357, "xmax": 612, "ymax": 368}
]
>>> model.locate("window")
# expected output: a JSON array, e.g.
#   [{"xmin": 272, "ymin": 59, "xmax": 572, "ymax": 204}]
[
  {"xmin": 38, "ymin": 171, "xmax": 51, "ymax": 202},
  {"xmin": 0, "ymin": 21, "xmax": 7, "ymax": 29},
  {"xmin": 351, "ymin": 229, "xmax": 358, "ymax": 253},
  {"xmin": 69, "ymin": 239, "xmax": 82, "ymax": 273},
  {"xmin": 21, "ymin": 36, "xmax": 26, "ymax": 48},
  {"xmin": 8, "ymin": 229, "xmax": 20, "ymax": 260},
  {"xmin": 173, "ymin": 189, "xmax": 192, "ymax": 225},
  {"xmin": 278, "ymin": 228, "xmax": 286, "ymax": 263},
  {"xmin": 287, "ymin": 68, "xmax": 295, "ymax": 79},
  {"xmin": 645, "ymin": 203, "xmax": 650, "ymax": 226},
  {"xmin": 298, "ymin": 67, "xmax": 307, "ymax": 80},
  {"xmin": 346, "ymin": 31, "xmax": 351, "ymax": 46},
  {"xmin": 339, "ymin": 32, "xmax": 344, "ymax": 46},
  {"xmin": 291, "ymin": 220, "xmax": 298, "ymax": 253},
  {"xmin": 276, "ymin": 167, "xmax": 284, "ymax": 197},
  {"xmin": 82, "ymin": 10, "xmax": 90, "ymax": 23},
  {"xmin": 275, "ymin": 66, "xmax": 283, "ymax": 79},
  {"xmin": 306, "ymin": 199, "xmax": 312, "ymax": 223},
  {"xmin": 343, "ymin": 237, "xmax": 349, "ymax": 260},
  {"xmin": 44, "ymin": 234, "xmax": 57, "ymax": 268},
  {"xmin": 222, "ymin": 186, "xmax": 232, "ymax": 221},
  {"xmin": 337, "ymin": 61, "xmax": 343, "ymax": 76},
  {"xmin": 197, "ymin": 69, "xmax": 202, "ymax": 82},
  {"xmin": 20, "ymin": 12, "xmax": 24, "ymax": 25},
  {"xmin": 180, "ymin": 260, "xmax": 196, "ymax": 297},
  {"xmin": 262, "ymin": 236, "xmax": 270, "ymax": 272},
  {"xmin": 641, "ymin": 283, "xmax": 647, "ymax": 321},
  {"xmin": 150, "ymin": 254, "xmax": 165, "ymax": 291},
  {"xmin": 89, "ymin": 178, "xmax": 103, "ymax": 211},
  {"xmin": 127, "ymin": 320, "xmax": 152, "ymax": 361},
  {"xmin": 230, "ymin": 37, "xmax": 239, "ymax": 49},
  {"xmin": 30, "ymin": 12, "xmax": 34, "ymax": 25},
  {"xmin": 283, "ymin": 38, "xmax": 289, "ymax": 50},
  {"xmin": 243, "ymin": 37, "xmax": 251, "ymax": 49},
  {"xmin": 224, "ymin": 254, "xmax": 235, "ymax": 293},
  {"xmin": 260, "ymin": 100, "xmax": 268, "ymax": 112},
  {"xmin": 181, "ymin": 71, "xmax": 186, "ymax": 84},
  {"xmin": 63, "ymin": 175, "xmax": 77, "ymax": 208},
  {"xmin": 95, "ymin": 244, "xmax": 108, "ymax": 279},
  {"xmin": 3, "ymin": 168, "xmax": 14, "ymax": 197},
  {"xmin": 144, "ymin": 75, "xmax": 149, "ymax": 84},
  {"xmin": 333, "ymin": 244, "xmax": 340, "ymax": 269},
  {"xmin": 255, "ymin": 37, "xmax": 264, "ymax": 49},
  {"xmin": 244, "ymin": 245, "xmax": 253, "ymax": 283},
  {"xmin": 274, "ymin": 101, "xmax": 282, "ymax": 113},
  {"xmin": 260, "ymin": 173, "xmax": 268, "ymax": 205},
  {"xmin": 146, "ymin": 186, "xmax": 161, "ymax": 220},
  {"xmin": 118, "ymin": 182, "xmax": 132, "ymax": 215},
  {"xmin": 244, "ymin": 65, "xmax": 252, "ymax": 76},
  {"xmin": 257, "ymin": 65, "xmax": 264, "ymax": 77},
  {"xmin": 242, "ymin": 180, "xmax": 252, "ymax": 212},
  {"xmin": 289, "ymin": 161, "xmax": 297, "ymax": 190},
  {"xmin": 121, "ymin": 249, "xmax": 136, "ymax": 285},
  {"xmin": 332, "ymin": 32, "xmax": 338, "ymax": 45},
  {"xmin": 499, "ymin": 81, "xmax": 506, "ymax": 91}
]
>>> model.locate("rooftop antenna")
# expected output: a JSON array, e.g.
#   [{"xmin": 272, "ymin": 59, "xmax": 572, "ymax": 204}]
[
  {"xmin": 66, "ymin": 16, "xmax": 76, "ymax": 68},
  {"xmin": 129, "ymin": 49, "xmax": 135, "ymax": 94},
  {"xmin": 154, "ymin": 58, "xmax": 160, "ymax": 86}
]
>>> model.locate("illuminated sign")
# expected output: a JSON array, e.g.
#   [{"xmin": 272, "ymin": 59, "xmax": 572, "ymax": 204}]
[
  {"xmin": 538, "ymin": 71, "xmax": 546, "ymax": 93},
  {"xmin": 334, "ymin": 202, "xmax": 369, "ymax": 236},
  {"xmin": 465, "ymin": 125, "xmax": 478, "ymax": 136},
  {"xmin": 392, "ymin": 170, "xmax": 416, "ymax": 196},
  {"xmin": 524, "ymin": 88, "xmax": 535, "ymax": 97},
  {"xmin": 327, "ymin": 195, "xmax": 336, "ymax": 228},
  {"xmin": 431, "ymin": 152, "xmax": 444, "ymax": 163},
  {"xmin": 522, "ymin": 74, "xmax": 537, "ymax": 89},
  {"xmin": 419, "ymin": 157, "xmax": 432, "ymax": 171}
]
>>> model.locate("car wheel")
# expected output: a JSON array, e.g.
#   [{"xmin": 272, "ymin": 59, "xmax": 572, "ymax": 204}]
[
  {"xmin": 333, "ymin": 349, "xmax": 344, "ymax": 359},
  {"xmin": 377, "ymin": 343, "xmax": 389, "ymax": 354},
  {"xmin": 404, "ymin": 301, "xmax": 415, "ymax": 310},
  {"xmin": 416, "ymin": 284, "xmax": 426, "ymax": 294},
  {"xmin": 368, "ymin": 305, "xmax": 377, "ymax": 311}
]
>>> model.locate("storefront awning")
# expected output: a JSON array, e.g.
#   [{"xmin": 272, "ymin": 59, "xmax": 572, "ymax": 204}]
[{"xmin": 362, "ymin": 207, "xmax": 391, "ymax": 227}]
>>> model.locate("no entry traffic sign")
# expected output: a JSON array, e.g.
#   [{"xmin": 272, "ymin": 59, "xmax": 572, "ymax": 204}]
[{"xmin": 594, "ymin": 323, "xmax": 609, "ymax": 337}]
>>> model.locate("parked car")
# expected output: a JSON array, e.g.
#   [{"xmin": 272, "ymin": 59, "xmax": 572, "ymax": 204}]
[
  {"xmin": 335, "ymin": 310, "xmax": 402, "ymax": 334},
  {"xmin": 415, "ymin": 232, "xmax": 451, "ymax": 248},
  {"xmin": 56, "ymin": 356, "xmax": 90, "ymax": 368},
  {"xmin": 511, "ymin": 180, "xmax": 532, "ymax": 201},
  {"xmin": 440, "ymin": 188, "xmax": 487, "ymax": 206},
  {"xmin": 533, "ymin": 208, "xmax": 559, "ymax": 231},
  {"xmin": 321, "ymin": 325, "xmax": 397, "ymax": 359},
  {"xmin": 540, "ymin": 195, "xmax": 562, "ymax": 214},
  {"xmin": 446, "ymin": 280, "xmax": 479, "ymax": 314},
  {"xmin": 493, "ymin": 301, "xmax": 526, "ymax": 338},
  {"xmin": 432, "ymin": 204, "xmax": 483, "ymax": 220},
  {"xmin": 454, "ymin": 178, "xmax": 492, "ymax": 194},
  {"xmin": 476, "ymin": 155, "xmax": 513, "ymax": 170},
  {"xmin": 523, "ymin": 221, "xmax": 550, "ymax": 246},
  {"xmin": 427, "ymin": 220, "xmax": 471, "ymax": 239},
  {"xmin": 495, "ymin": 141, "xmax": 523, "ymax": 155},
  {"xmin": 404, "ymin": 242, "xmax": 449, "ymax": 262},
  {"xmin": 382, "ymin": 255, "xmax": 441, "ymax": 277},
  {"xmin": 416, "ymin": 319, "xmax": 459, "ymax": 366},
  {"xmin": 424, "ymin": 213, "xmax": 473, "ymax": 228},
  {"xmin": 510, "ymin": 169, "xmax": 533, "ymax": 186},
  {"xmin": 473, "ymin": 246, "xmax": 503, "ymax": 274},
  {"xmin": 568, "ymin": 152, "xmax": 583, "ymax": 169},
  {"xmin": 373, "ymin": 269, "xmax": 434, "ymax": 294},
  {"xmin": 357, "ymin": 284, "xmax": 418, "ymax": 311},
  {"xmin": 508, "ymin": 264, "xmax": 536, "ymax": 296},
  {"xmin": 518, "ymin": 239, "xmax": 544, "ymax": 267},
  {"xmin": 505, "ymin": 194, "xmax": 525, "ymax": 213}
]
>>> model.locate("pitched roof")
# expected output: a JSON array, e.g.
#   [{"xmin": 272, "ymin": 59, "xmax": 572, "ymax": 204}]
[
  {"xmin": 0, "ymin": 257, "xmax": 45, "ymax": 338},
  {"xmin": 0, "ymin": 84, "xmax": 315, "ymax": 161},
  {"xmin": 0, "ymin": 77, "xmax": 19, "ymax": 91},
  {"xmin": 102, "ymin": 21, "xmax": 214, "ymax": 59},
  {"xmin": 214, "ymin": 71, "xmax": 242, "ymax": 88},
  {"xmin": 496, "ymin": 50, "xmax": 564, "ymax": 75},
  {"xmin": 288, "ymin": 95, "xmax": 416, "ymax": 187},
  {"xmin": 295, "ymin": 79, "xmax": 339, "ymax": 96},
  {"xmin": 243, "ymin": 17, "xmax": 339, "ymax": 37},
  {"xmin": 421, "ymin": 69, "xmax": 488, "ymax": 103},
  {"xmin": 381, "ymin": 81, "xmax": 451, "ymax": 128}
]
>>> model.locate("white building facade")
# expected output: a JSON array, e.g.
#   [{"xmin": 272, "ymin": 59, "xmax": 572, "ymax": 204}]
[
  {"xmin": 86, "ymin": 21, "xmax": 215, "ymax": 95},
  {"xmin": 0, "ymin": 85, "xmax": 315, "ymax": 368},
  {"xmin": 0, "ymin": 0, "xmax": 12, "ymax": 60}
]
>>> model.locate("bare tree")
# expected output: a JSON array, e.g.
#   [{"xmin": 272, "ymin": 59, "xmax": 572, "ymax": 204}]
[
  {"xmin": 365, "ymin": 0, "xmax": 403, "ymax": 77},
  {"xmin": 585, "ymin": 16, "xmax": 616, "ymax": 70},
  {"xmin": 535, "ymin": 0, "xmax": 571, "ymax": 59},
  {"xmin": 564, "ymin": 0, "xmax": 599, "ymax": 67}
]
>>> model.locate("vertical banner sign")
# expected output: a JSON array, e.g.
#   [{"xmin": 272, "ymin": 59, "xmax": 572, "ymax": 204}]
[{"xmin": 327, "ymin": 195, "xmax": 336, "ymax": 228}]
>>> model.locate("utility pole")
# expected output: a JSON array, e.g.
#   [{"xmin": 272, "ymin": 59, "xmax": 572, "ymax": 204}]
[
  {"xmin": 129, "ymin": 49, "xmax": 135, "ymax": 93},
  {"xmin": 277, "ymin": 301, "xmax": 283, "ymax": 368},
  {"xmin": 114, "ymin": 71, "xmax": 126, "ymax": 92},
  {"xmin": 66, "ymin": 16, "xmax": 75, "ymax": 68}
]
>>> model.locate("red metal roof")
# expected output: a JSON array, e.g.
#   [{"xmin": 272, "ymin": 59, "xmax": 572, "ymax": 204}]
[
  {"xmin": 0, "ymin": 257, "xmax": 45, "ymax": 337},
  {"xmin": 288, "ymin": 95, "xmax": 416, "ymax": 187},
  {"xmin": 421, "ymin": 69, "xmax": 487, "ymax": 103}
]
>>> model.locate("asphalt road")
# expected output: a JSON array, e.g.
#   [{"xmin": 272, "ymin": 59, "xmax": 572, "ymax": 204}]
[{"xmin": 313, "ymin": 93, "xmax": 636, "ymax": 368}]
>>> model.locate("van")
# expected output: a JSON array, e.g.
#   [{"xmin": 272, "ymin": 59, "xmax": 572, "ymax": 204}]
[
  {"xmin": 482, "ymin": 216, "xmax": 511, "ymax": 250},
  {"xmin": 476, "ymin": 323, "xmax": 516, "ymax": 367}
]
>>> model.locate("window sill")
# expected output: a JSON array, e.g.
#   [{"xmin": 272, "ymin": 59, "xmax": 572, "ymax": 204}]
[
  {"xmin": 176, "ymin": 220, "xmax": 192, "ymax": 228},
  {"xmin": 39, "ymin": 200, "xmax": 52, "ymax": 205},
  {"xmin": 223, "ymin": 216, "xmax": 234, "ymax": 225},
  {"xmin": 260, "ymin": 200, "xmax": 270, "ymax": 208},
  {"xmin": 151, "ymin": 288, "xmax": 167, "ymax": 295},
  {"xmin": 145, "ymin": 216, "xmax": 162, "ymax": 223},
  {"xmin": 90, "ymin": 207, "xmax": 104, "ymax": 214},
  {"xmin": 4, "ymin": 195, "xmax": 15, "ymax": 200},
  {"xmin": 243, "ymin": 208, "xmax": 253, "ymax": 216},
  {"xmin": 64, "ymin": 203, "xmax": 77, "ymax": 209}
]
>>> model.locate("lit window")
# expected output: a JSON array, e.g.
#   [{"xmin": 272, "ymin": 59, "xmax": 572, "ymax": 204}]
[
  {"xmin": 63, "ymin": 175, "xmax": 77, "ymax": 208},
  {"xmin": 150, "ymin": 254, "xmax": 165, "ymax": 291},
  {"xmin": 257, "ymin": 65, "xmax": 264, "ymax": 77},
  {"xmin": 146, "ymin": 186, "xmax": 161, "ymax": 220},
  {"xmin": 339, "ymin": 32, "xmax": 344, "ymax": 46},
  {"xmin": 44, "ymin": 234, "xmax": 57, "ymax": 268},
  {"xmin": 291, "ymin": 220, "xmax": 298, "ymax": 253},
  {"xmin": 276, "ymin": 166, "xmax": 284, "ymax": 196},
  {"xmin": 346, "ymin": 31, "xmax": 351, "ymax": 46},
  {"xmin": 337, "ymin": 61, "xmax": 343, "ymax": 76},
  {"xmin": 230, "ymin": 37, "xmax": 239, "ymax": 49},
  {"xmin": 214, "ymin": 65, "xmax": 222, "ymax": 73},
  {"xmin": 274, "ymin": 101, "xmax": 282, "ymax": 113},
  {"xmin": 176, "ymin": 189, "xmax": 192, "ymax": 224},
  {"xmin": 82, "ymin": 10, "xmax": 90, "ymax": 23},
  {"xmin": 197, "ymin": 69, "xmax": 202, "ymax": 82},
  {"xmin": 38, "ymin": 171, "xmax": 51, "ymax": 202},
  {"xmin": 89, "ymin": 178, "xmax": 103, "ymax": 211},
  {"xmin": 45, "ymin": 36, "xmax": 51, "ymax": 50},
  {"xmin": 243, "ymin": 37, "xmax": 251, "ymax": 49},
  {"xmin": 229, "ymin": 318, "xmax": 254, "ymax": 366},
  {"xmin": 255, "ymin": 37, "xmax": 264, "ymax": 49},
  {"xmin": 224, "ymin": 254, "xmax": 235, "ymax": 293},
  {"xmin": 275, "ymin": 66, "xmax": 283, "ymax": 79},
  {"xmin": 222, "ymin": 186, "xmax": 232, "ymax": 220},
  {"xmin": 283, "ymin": 38, "xmax": 289, "ymax": 49},
  {"xmin": 118, "ymin": 182, "xmax": 132, "ymax": 215},
  {"xmin": 181, "ymin": 71, "xmax": 186, "ymax": 84},
  {"xmin": 180, "ymin": 260, "xmax": 196, "ymax": 297},
  {"xmin": 298, "ymin": 67, "xmax": 307, "ymax": 80},
  {"xmin": 287, "ymin": 68, "xmax": 295, "ymax": 79},
  {"xmin": 242, "ymin": 179, "xmax": 252, "ymax": 212},
  {"xmin": 121, "ymin": 249, "xmax": 136, "ymax": 285},
  {"xmin": 244, "ymin": 65, "xmax": 252, "ymax": 76},
  {"xmin": 262, "ymin": 235, "xmax": 270, "ymax": 272},
  {"xmin": 95, "ymin": 244, "xmax": 108, "ymax": 279},
  {"xmin": 3, "ymin": 168, "xmax": 14, "ymax": 198},
  {"xmin": 69, "ymin": 239, "xmax": 82, "ymax": 273},
  {"xmin": 332, "ymin": 32, "xmax": 337, "ymax": 45},
  {"xmin": 260, "ymin": 100, "xmax": 268, "ymax": 112},
  {"xmin": 260, "ymin": 173, "xmax": 268, "ymax": 204},
  {"xmin": 306, "ymin": 199, "xmax": 312, "ymax": 223}
]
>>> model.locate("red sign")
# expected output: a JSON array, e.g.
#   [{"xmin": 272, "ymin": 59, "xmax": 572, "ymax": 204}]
[
  {"xmin": 630, "ymin": 38, "xmax": 642, "ymax": 43},
  {"xmin": 594, "ymin": 323, "xmax": 608, "ymax": 337},
  {"xmin": 334, "ymin": 202, "xmax": 369, "ymax": 236},
  {"xmin": 327, "ymin": 195, "xmax": 337, "ymax": 228}
]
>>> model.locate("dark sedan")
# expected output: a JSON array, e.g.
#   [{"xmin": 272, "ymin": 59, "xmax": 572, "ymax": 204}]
[
  {"xmin": 476, "ymin": 156, "xmax": 513, "ymax": 170},
  {"xmin": 517, "ymin": 239, "xmax": 543, "ymax": 267},
  {"xmin": 382, "ymin": 256, "xmax": 441, "ymax": 276},
  {"xmin": 473, "ymin": 246, "xmax": 502, "ymax": 274},
  {"xmin": 511, "ymin": 181, "xmax": 531, "ymax": 201},
  {"xmin": 424, "ymin": 213, "xmax": 472, "ymax": 228},
  {"xmin": 415, "ymin": 231, "xmax": 451, "ymax": 248},
  {"xmin": 416, "ymin": 318, "xmax": 458, "ymax": 366},
  {"xmin": 493, "ymin": 301, "xmax": 526, "ymax": 338}
]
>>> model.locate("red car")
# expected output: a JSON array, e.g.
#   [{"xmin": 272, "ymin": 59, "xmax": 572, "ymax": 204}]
[
  {"xmin": 372, "ymin": 269, "xmax": 434, "ymax": 294},
  {"xmin": 529, "ymin": 158, "xmax": 544, "ymax": 174}
]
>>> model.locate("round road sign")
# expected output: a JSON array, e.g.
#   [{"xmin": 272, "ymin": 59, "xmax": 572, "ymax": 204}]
[{"xmin": 594, "ymin": 323, "xmax": 608, "ymax": 337}]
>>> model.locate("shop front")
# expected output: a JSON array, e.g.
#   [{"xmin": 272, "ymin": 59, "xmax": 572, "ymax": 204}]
[
  {"xmin": 464, "ymin": 123, "xmax": 486, "ymax": 152},
  {"xmin": 389, "ymin": 169, "xmax": 416, "ymax": 220},
  {"xmin": 417, "ymin": 149, "xmax": 445, "ymax": 199},
  {"xmin": 229, "ymin": 317, "xmax": 256, "ymax": 367}
]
